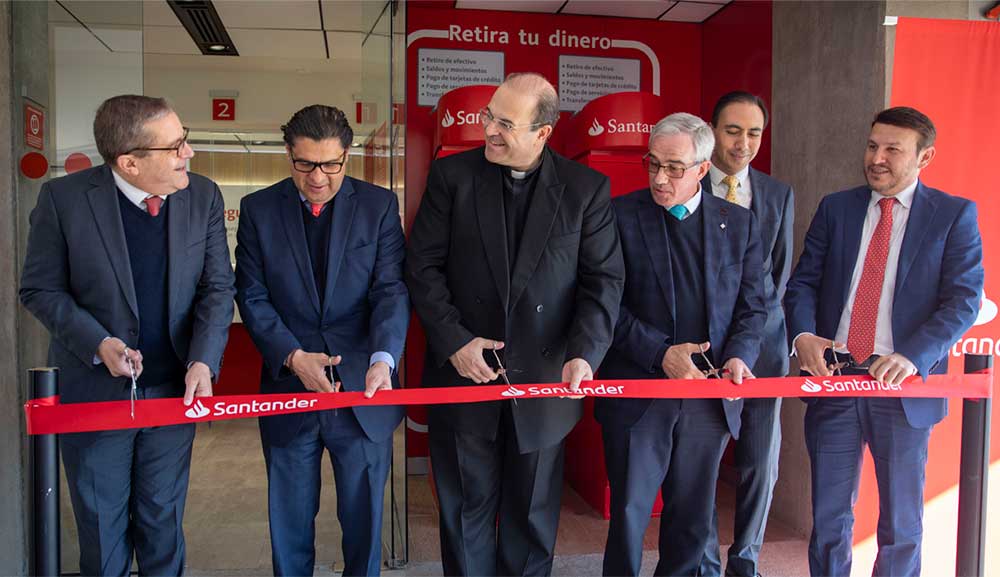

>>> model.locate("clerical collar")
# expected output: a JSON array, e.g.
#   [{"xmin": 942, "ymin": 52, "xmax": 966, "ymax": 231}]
[{"xmin": 509, "ymin": 164, "xmax": 539, "ymax": 181}]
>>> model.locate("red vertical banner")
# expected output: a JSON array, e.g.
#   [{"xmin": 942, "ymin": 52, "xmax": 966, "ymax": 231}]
[{"xmin": 845, "ymin": 17, "xmax": 1000, "ymax": 557}]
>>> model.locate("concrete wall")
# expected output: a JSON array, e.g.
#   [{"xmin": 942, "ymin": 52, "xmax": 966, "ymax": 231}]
[{"xmin": 769, "ymin": 0, "xmax": 888, "ymax": 536}]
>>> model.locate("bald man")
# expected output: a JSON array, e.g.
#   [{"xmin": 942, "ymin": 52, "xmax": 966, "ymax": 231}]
[{"xmin": 406, "ymin": 73, "xmax": 624, "ymax": 576}]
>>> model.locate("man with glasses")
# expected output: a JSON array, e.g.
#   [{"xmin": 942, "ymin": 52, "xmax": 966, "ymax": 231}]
[
  {"xmin": 785, "ymin": 107, "xmax": 983, "ymax": 577},
  {"xmin": 406, "ymin": 72, "xmax": 624, "ymax": 576},
  {"xmin": 20, "ymin": 95, "xmax": 235, "ymax": 575},
  {"xmin": 235, "ymin": 104, "xmax": 408, "ymax": 576},
  {"xmin": 595, "ymin": 112, "xmax": 766, "ymax": 577},
  {"xmin": 699, "ymin": 91, "xmax": 795, "ymax": 577}
]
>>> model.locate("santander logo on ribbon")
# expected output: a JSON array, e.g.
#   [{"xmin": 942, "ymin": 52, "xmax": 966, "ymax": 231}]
[
  {"xmin": 185, "ymin": 400, "xmax": 210, "ymax": 419},
  {"xmin": 801, "ymin": 379, "xmax": 823, "ymax": 393},
  {"xmin": 501, "ymin": 386, "xmax": 526, "ymax": 397}
]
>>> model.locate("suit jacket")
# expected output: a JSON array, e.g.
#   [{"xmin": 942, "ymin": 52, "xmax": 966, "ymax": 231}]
[
  {"xmin": 784, "ymin": 181, "xmax": 984, "ymax": 428},
  {"xmin": 235, "ymin": 177, "xmax": 408, "ymax": 445},
  {"xmin": 405, "ymin": 146, "xmax": 625, "ymax": 453},
  {"xmin": 595, "ymin": 189, "xmax": 767, "ymax": 438},
  {"xmin": 20, "ymin": 164, "xmax": 235, "ymax": 404},
  {"xmin": 702, "ymin": 168, "xmax": 794, "ymax": 377}
]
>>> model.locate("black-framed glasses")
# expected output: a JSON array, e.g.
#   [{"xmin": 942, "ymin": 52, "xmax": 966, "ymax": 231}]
[
  {"xmin": 127, "ymin": 127, "xmax": 189, "ymax": 157},
  {"xmin": 642, "ymin": 153, "xmax": 702, "ymax": 179},
  {"xmin": 290, "ymin": 152, "xmax": 347, "ymax": 175},
  {"xmin": 479, "ymin": 107, "xmax": 546, "ymax": 134}
]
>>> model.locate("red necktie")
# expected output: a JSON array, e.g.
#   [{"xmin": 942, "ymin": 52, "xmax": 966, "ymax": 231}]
[
  {"xmin": 144, "ymin": 196, "xmax": 162, "ymax": 217},
  {"xmin": 847, "ymin": 197, "xmax": 896, "ymax": 362},
  {"xmin": 311, "ymin": 203, "xmax": 323, "ymax": 217}
]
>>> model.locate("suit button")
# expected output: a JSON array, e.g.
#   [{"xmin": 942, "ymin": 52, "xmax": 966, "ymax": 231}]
[
  {"xmin": 541, "ymin": 347, "xmax": 551, "ymax": 357},
  {"xmin": 475, "ymin": 297, "xmax": 483, "ymax": 304},
  {"xmin": 536, "ymin": 304, "xmax": 544, "ymax": 313},
  {"xmin": 128, "ymin": 329, "xmax": 137, "ymax": 336}
]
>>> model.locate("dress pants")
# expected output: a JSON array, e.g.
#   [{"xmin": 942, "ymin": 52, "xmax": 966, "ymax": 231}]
[
  {"xmin": 804, "ymin": 389, "xmax": 931, "ymax": 577},
  {"xmin": 262, "ymin": 408, "xmax": 392, "ymax": 577},
  {"xmin": 428, "ymin": 402, "xmax": 565, "ymax": 576},
  {"xmin": 602, "ymin": 398, "xmax": 731, "ymax": 577},
  {"xmin": 60, "ymin": 384, "xmax": 196, "ymax": 577},
  {"xmin": 700, "ymin": 397, "xmax": 782, "ymax": 577}
]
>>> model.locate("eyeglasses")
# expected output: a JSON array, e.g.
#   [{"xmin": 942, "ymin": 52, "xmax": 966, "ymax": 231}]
[
  {"xmin": 642, "ymin": 153, "xmax": 702, "ymax": 179},
  {"xmin": 479, "ymin": 107, "xmax": 546, "ymax": 134},
  {"xmin": 290, "ymin": 153, "xmax": 347, "ymax": 175},
  {"xmin": 127, "ymin": 127, "xmax": 190, "ymax": 157}
]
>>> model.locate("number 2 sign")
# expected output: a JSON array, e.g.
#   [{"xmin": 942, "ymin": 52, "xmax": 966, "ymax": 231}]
[{"xmin": 212, "ymin": 98, "xmax": 236, "ymax": 121}]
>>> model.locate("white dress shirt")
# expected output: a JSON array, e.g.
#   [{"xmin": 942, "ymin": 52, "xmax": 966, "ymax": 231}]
[
  {"xmin": 833, "ymin": 179, "xmax": 919, "ymax": 356},
  {"xmin": 709, "ymin": 164, "xmax": 752, "ymax": 210},
  {"xmin": 112, "ymin": 170, "xmax": 165, "ymax": 211},
  {"xmin": 666, "ymin": 186, "xmax": 704, "ymax": 218}
]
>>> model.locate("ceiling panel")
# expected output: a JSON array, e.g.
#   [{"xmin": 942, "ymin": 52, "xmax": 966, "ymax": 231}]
[
  {"xmin": 660, "ymin": 1, "xmax": 724, "ymax": 22},
  {"xmin": 563, "ymin": 0, "xmax": 674, "ymax": 19},
  {"xmin": 143, "ymin": 25, "xmax": 201, "ymax": 55},
  {"xmin": 142, "ymin": 0, "xmax": 181, "ymax": 27},
  {"xmin": 52, "ymin": 24, "xmax": 111, "ymax": 53},
  {"xmin": 57, "ymin": 0, "xmax": 142, "ymax": 27},
  {"xmin": 321, "ymin": 0, "xmax": 366, "ymax": 32},
  {"xmin": 91, "ymin": 26, "xmax": 142, "ymax": 52},
  {"xmin": 226, "ymin": 28, "xmax": 327, "ymax": 59},
  {"xmin": 49, "ymin": 3, "xmax": 78, "ymax": 24},
  {"xmin": 214, "ymin": 0, "xmax": 322, "ymax": 30},
  {"xmin": 326, "ymin": 31, "xmax": 364, "ymax": 61},
  {"xmin": 454, "ymin": 0, "xmax": 566, "ymax": 13}
]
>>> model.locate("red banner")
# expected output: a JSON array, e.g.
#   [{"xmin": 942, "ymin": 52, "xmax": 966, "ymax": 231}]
[{"xmin": 24, "ymin": 373, "xmax": 991, "ymax": 436}]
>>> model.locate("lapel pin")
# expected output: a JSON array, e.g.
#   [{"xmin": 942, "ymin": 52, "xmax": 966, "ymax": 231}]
[{"xmin": 720, "ymin": 223, "xmax": 726, "ymax": 230}]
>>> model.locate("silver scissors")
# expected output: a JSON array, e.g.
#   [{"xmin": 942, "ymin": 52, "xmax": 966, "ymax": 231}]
[
  {"xmin": 698, "ymin": 343, "xmax": 724, "ymax": 379},
  {"xmin": 124, "ymin": 346, "xmax": 137, "ymax": 420},
  {"xmin": 491, "ymin": 346, "xmax": 516, "ymax": 405}
]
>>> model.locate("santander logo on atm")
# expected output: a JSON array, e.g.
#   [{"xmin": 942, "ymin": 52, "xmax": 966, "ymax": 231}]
[
  {"xmin": 588, "ymin": 117, "xmax": 654, "ymax": 138},
  {"xmin": 441, "ymin": 108, "xmax": 481, "ymax": 129}
]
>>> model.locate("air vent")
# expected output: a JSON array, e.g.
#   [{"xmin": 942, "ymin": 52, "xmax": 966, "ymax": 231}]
[{"xmin": 167, "ymin": 0, "xmax": 239, "ymax": 56}]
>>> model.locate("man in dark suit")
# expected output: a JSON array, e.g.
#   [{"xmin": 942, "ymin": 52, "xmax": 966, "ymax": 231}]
[
  {"xmin": 596, "ymin": 112, "xmax": 766, "ymax": 577},
  {"xmin": 406, "ymin": 72, "xmax": 624, "ymax": 576},
  {"xmin": 784, "ymin": 106, "xmax": 983, "ymax": 577},
  {"xmin": 699, "ymin": 91, "xmax": 795, "ymax": 577},
  {"xmin": 20, "ymin": 95, "xmax": 235, "ymax": 576},
  {"xmin": 235, "ymin": 105, "xmax": 408, "ymax": 576}
]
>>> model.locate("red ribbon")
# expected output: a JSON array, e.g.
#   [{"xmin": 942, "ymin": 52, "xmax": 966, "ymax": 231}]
[{"xmin": 24, "ymin": 373, "xmax": 992, "ymax": 436}]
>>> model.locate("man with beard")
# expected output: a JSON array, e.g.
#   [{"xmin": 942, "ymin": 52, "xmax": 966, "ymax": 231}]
[{"xmin": 784, "ymin": 106, "xmax": 984, "ymax": 577}]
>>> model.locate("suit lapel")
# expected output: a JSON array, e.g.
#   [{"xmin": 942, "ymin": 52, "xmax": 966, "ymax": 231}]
[
  {"xmin": 322, "ymin": 178, "xmax": 357, "ymax": 320},
  {"xmin": 86, "ymin": 166, "xmax": 139, "ymax": 319},
  {"xmin": 747, "ymin": 168, "xmax": 764, "ymax": 218},
  {"xmin": 637, "ymin": 190, "xmax": 675, "ymax": 320},
  {"xmin": 839, "ymin": 188, "xmax": 870, "ymax": 308},
  {"xmin": 509, "ymin": 150, "xmax": 564, "ymax": 311},
  {"xmin": 166, "ymin": 186, "xmax": 190, "ymax": 318},
  {"xmin": 474, "ymin": 161, "xmax": 510, "ymax": 311},
  {"xmin": 894, "ymin": 182, "xmax": 935, "ymax": 300},
  {"xmin": 279, "ymin": 180, "xmax": 322, "ymax": 315}
]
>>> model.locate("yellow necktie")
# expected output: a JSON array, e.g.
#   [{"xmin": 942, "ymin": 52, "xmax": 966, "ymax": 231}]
[{"xmin": 722, "ymin": 175, "xmax": 739, "ymax": 203}]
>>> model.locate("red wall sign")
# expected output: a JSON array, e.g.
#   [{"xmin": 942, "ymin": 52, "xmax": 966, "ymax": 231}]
[
  {"xmin": 212, "ymin": 98, "xmax": 236, "ymax": 121},
  {"xmin": 24, "ymin": 104, "xmax": 44, "ymax": 150}
]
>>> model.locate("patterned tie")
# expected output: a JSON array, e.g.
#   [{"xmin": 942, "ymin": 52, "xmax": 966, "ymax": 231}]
[
  {"xmin": 143, "ymin": 196, "xmax": 162, "ymax": 217},
  {"xmin": 722, "ymin": 175, "xmax": 740, "ymax": 203},
  {"xmin": 847, "ymin": 197, "xmax": 896, "ymax": 362},
  {"xmin": 311, "ymin": 203, "xmax": 323, "ymax": 217},
  {"xmin": 667, "ymin": 205, "xmax": 688, "ymax": 221}
]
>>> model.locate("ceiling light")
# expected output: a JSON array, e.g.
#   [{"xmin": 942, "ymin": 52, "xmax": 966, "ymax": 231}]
[{"xmin": 208, "ymin": 44, "xmax": 228, "ymax": 52}]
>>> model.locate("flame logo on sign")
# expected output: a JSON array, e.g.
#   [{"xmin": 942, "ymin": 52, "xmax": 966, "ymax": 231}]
[
  {"xmin": 501, "ymin": 386, "xmax": 526, "ymax": 397},
  {"xmin": 588, "ymin": 118, "xmax": 604, "ymax": 137},
  {"xmin": 974, "ymin": 292, "xmax": 997, "ymax": 326},
  {"xmin": 800, "ymin": 379, "xmax": 823, "ymax": 393},
  {"xmin": 184, "ymin": 400, "xmax": 210, "ymax": 419},
  {"xmin": 441, "ymin": 109, "xmax": 455, "ymax": 128},
  {"xmin": 30, "ymin": 114, "xmax": 40, "ymax": 135}
]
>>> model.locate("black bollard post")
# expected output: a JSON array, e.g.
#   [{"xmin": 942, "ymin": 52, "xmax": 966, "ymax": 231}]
[
  {"xmin": 29, "ymin": 367, "xmax": 60, "ymax": 577},
  {"xmin": 956, "ymin": 353, "xmax": 992, "ymax": 577}
]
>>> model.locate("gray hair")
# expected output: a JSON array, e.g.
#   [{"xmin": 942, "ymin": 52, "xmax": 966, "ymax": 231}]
[
  {"xmin": 648, "ymin": 112, "xmax": 715, "ymax": 163},
  {"xmin": 503, "ymin": 72, "xmax": 560, "ymax": 127},
  {"xmin": 94, "ymin": 95, "xmax": 173, "ymax": 164}
]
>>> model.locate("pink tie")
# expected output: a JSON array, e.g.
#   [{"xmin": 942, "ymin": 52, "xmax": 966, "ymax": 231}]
[
  {"xmin": 144, "ymin": 196, "xmax": 162, "ymax": 217},
  {"xmin": 311, "ymin": 203, "xmax": 323, "ymax": 217},
  {"xmin": 847, "ymin": 197, "xmax": 896, "ymax": 362}
]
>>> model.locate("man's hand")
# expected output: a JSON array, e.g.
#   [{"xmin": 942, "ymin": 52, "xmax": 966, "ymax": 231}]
[
  {"xmin": 449, "ymin": 338, "xmax": 503, "ymax": 384},
  {"xmin": 289, "ymin": 349, "xmax": 341, "ymax": 393},
  {"xmin": 364, "ymin": 361, "xmax": 392, "ymax": 398},
  {"xmin": 722, "ymin": 358, "xmax": 754, "ymax": 385},
  {"xmin": 561, "ymin": 358, "xmax": 593, "ymax": 399},
  {"xmin": 183, "ymin": 361, "xmax": 214, "ymax": 406},
  {"xmin": 662, "ymin": 342, "xmax": 710, "ymax": 379},
  {"xmin": 795, "ymin": 333, "xmax": 842, "ymax": 377},
  {"xmin": 869, "ymin": 353, "xmax": 917, "ymax": 387},
  {"xmin": 97, "ymin": 337, "xmax": 143, "ymax": 378}
]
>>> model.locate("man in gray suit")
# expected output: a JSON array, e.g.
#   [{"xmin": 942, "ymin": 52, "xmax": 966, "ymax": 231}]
[
  {"xmin": 20, "ymin": 95, "xmax": 235, "ymax": 576},
  {"xmin": 699, "ymin": 91, "xmax": 794, "ymax": 577}
]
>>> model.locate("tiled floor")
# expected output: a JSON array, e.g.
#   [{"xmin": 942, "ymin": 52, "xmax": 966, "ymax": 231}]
[{"xmin": 59, "ymin": 418, "xmax": 810, "ymax": 576}]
